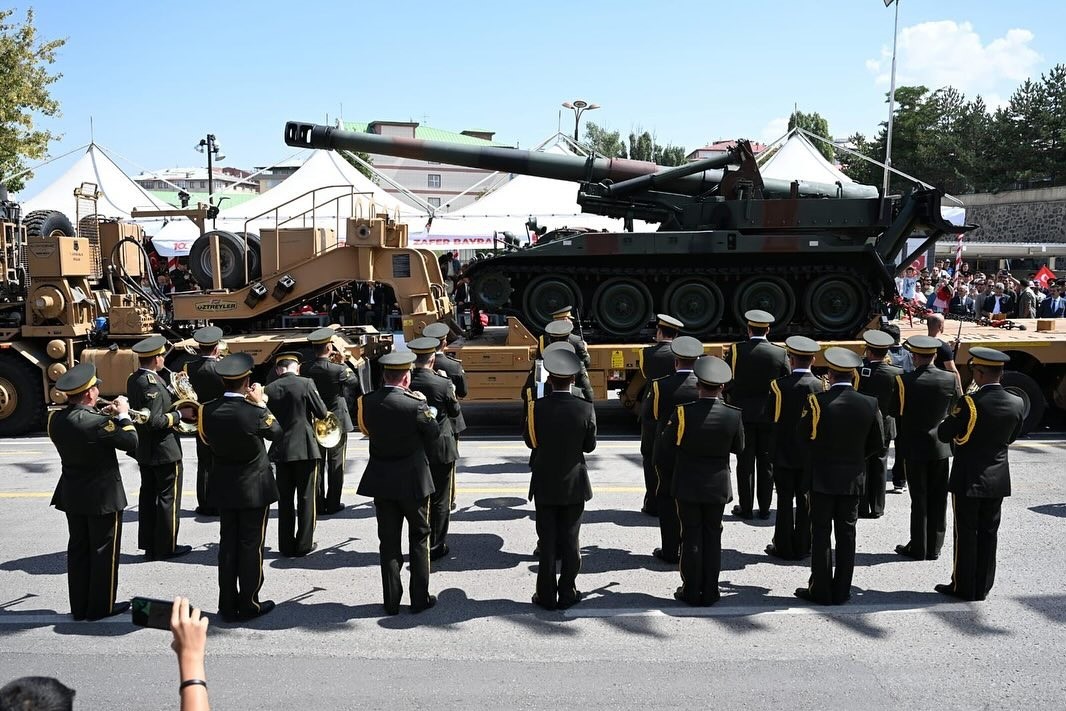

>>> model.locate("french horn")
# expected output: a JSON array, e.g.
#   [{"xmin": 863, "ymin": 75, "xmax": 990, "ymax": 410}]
[
  {"xmin": 170, "ymin": 370, "xmax": 199, "ymax": 434},
  {"xmin": 314, "ymin": 412, "xmax": 342, "ymax": 448}
]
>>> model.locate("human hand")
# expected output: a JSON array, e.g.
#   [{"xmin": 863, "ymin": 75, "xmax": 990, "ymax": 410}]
[
  {"xmin": 111, "ymin": 395, "xmax": 130, "ymax": 415},
  {"xmin": 169, "ymin": 596, "xmax": 208, "ymax": 664},
  {"xmin": 247, "ymin": 383, "xmax": 266, "ymax": 405}
]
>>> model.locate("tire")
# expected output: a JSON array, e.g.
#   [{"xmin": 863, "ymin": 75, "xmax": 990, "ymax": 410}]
[
  {"xmin": 522, "ymin": 276, "xmax": 581, "ymax": 330},
  {"xmin": 0, "ymin": 355, "xmax": 46, "ymax": 436},
  {"xmin": 1000, "ymin": 370, "xmax": 1045, "ymax": 435},
  {"xmin": 472, "ymin": 269, "xmax": 513, "ymax": 310},
  {"xmin": 803, "ymin": 275, "xmax": 867, "ymax": 336},
  {"xmin": 24, "ymin": 210, "xmax": 75, "ymax": 238},
  {"xmin": 733, "ymin": 276, "xmax": 796, "ymax": 333},
  {"xmin": 592, "ymin": 277, "xmax": 653, "ymax": 337},
  {"xmin": 235, "ymin": 232, "xmax": 262, "ymax": 281},
  {"xmin": 664, "ymin": 278, "xmax": 724, "ymax": 334},
  {"xmin": 188, "ymin": 230, "xmax": 248, "ymax": 290}
]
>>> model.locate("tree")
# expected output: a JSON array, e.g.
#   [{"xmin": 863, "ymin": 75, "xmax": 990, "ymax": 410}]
[
  {"xmin": 583, "ymin": 122, "xmax": 627, "ymax": 158},
  {"xmin": 788, "ymin": 110, "xmax": 834, "ymax": 161},
  {"xmin": 341, "ymin": 150, "xmax": 377, "ymax": 183},
  {"xmin": 0, "ymin": 9, "xmax": 65, "ymax": 192},
  {"xmin": 656, "ymin": 144, "xmax": 687, "ymax": 166}
]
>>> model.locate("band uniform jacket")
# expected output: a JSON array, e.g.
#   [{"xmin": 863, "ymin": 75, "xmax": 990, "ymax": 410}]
[
  {"xmin": 893, "ymin": 365, "xmax": 960, "ymax": 462},
  {"xmin": 302, "ymin": 357, "xmax": 355, "ymax": 432},
  {"xmin": 523, "ymin": 390, "xmax": 597, "ymax": 505},
  {"xmin": 658, "ymin": 398, "xmax": 744, "ymax": 504},
  {"xmin": 49, "ymin": 405, "xmax": 137, "ymax": 515},
  {"xmin": 639, "ymin": 342, "xmax": 676, "ymax": 382},
  {"xmin": 724, "ymin": 339, "xmax": 790, "ymax": 422},
  {"xmin": 857, "ymin": 360, "xmax": 903, "ymax": 443},
  {"xmin": 433, "ymin": 350, "xmax": 468, "ymax": 434},
  {"xmin": 938, "ymin": 384, "xmax": 1024, "ymax": 498},
  {"xmin": 126, "ymin": 369, "xmax": 183, "ymax": 464},
  {"xmin": 766, "ymin": 371, "xmax": 825, "ymax": 471},
  {"xmin": 185, "ymin": 357, "xmax": 225, "ymax": 403},
  {"xmin": 409, "ymin": 367, "xmax": 460, "ymax": 465},
  {"xmin": 199, "ymin": 397, "xmax": 282, "ymax": 509},
  {"xmin": 263, "ymin": 373, "xmax": 329, "ymax": 462},
  {"xmin": 354, "ymin": 387, "xmax": 439, "ymax": 500},
  {"xmin": 801, "ymin": 386, "xmax": 886, "ymax": 495},
  {"xmin": 645, "ymin": 371, "xmax": 700, "ymax": 471}
]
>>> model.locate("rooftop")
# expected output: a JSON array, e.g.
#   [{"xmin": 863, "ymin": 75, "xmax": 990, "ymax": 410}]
[{"xmin": 341, "ymin": 120, "xmax": 509, "ymax": 147}]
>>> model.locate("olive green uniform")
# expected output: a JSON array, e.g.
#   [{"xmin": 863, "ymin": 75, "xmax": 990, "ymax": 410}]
[
  {"xmin": 409, "ymin": 367, "xmax": 460, "ymax": 553},
  {"xmin": 185, "ymin": 356, "xmax": 224, "ymax": 514},
  {"xmin": 302, "ymin": 356, "xmax": 356, "ymax": 512}
]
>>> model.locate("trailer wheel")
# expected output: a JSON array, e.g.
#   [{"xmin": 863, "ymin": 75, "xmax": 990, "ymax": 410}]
[
  {"xmin": 1001, "ymin": 370, "xmax": 1045, "ymax": 435},
  {"xmin": 24, "ymin": 209, "xmax": 75, "ymax": 238},
  {"xmin": 188, "ymin": 230, "xmax": 248, "ymax": 290},
  {"xmin": 235, "ymin": 232, "xmax": 262, "ymax": 280},
  {"xmin": 0, "ymin": 355, "xmax": 46, "ymax": 436}
]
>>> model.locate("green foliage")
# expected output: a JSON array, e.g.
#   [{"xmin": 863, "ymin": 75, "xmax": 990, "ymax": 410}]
[
  {"xmin": 341, "ymin": 150, "xmax": 377, "ymax": 183},
  {"xmin": 0, "ymin": 9, "xmax": 65, "ymax": 192},
  {"xmin": 583, "ymin": 122, "xmax": 627, "ymax": 158},
  {"xmin": 788, "ymin": 110, "xmax": 834, "ymax": 161},
  {"xmin": 584, "ymin": 122, "xmax": 685, "ymax": 165}
]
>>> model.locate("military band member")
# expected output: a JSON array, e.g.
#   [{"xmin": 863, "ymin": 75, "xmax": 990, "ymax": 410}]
[
  {"xmin": 48, "ymin": 364, "xmax": 137, "ymax": 620},
  {"xmin": 795, "ymin": 348, "xmax": 885, "ymax": 605},
  {"xmin": 638, "ymin": 313, "xmax": 684, "ymax": 517},
  {"xmin": 648, "ymin": 336, "xmax": 703, "ymax": 564},
  {"xmin": 547, "ymin": 304, "xmax": 592, "ymax": 368},
  {"xmin": 184, "ymin": 325, "xmax": 225, "ymax": 516},
  {"xmin": 765, "ymin": 336, "xmax": 823, "ymax": 560},
  {"xmin": 127, "ymin": 335, "xmax": 190, "ymax": 560},
  {"xmin": 658, "ymin": 356, "xmax": 743, "ymax": 606},
  {"xmin": 408, "ymin": 337, "xmax": 461, "ymax": 560},
  {"xmin": 264, "ymin": 352, "xmax": 329, "ymax": 557},
  {"xmin": 936, "ymin": 347, "xmax": 1024, "ymax": 601},
  {"xmin": 856, "ymin": 330, "xmax": 903, "ymax": 519},
  {"xmin": 199, "ymin": 353, "xmax": 281, "ymax": 621},
  {"xmin": 893, "ymin": 336, "xmax": 960, "ymax": 561},
  {"xmin": 303, "ymin": 327, "xmax": 356, "ymax": 515},
  {"xmin": 724, "ymin": 309, "xmax": 790, "ymax": 520},
  {"xmin": 355, "ymin": 351, "xmax": 440, "ymax": 615},
  {"xmin": 524, "ymin": 348, "xmax": 597, "ymax": 610},
  {"xmin": 422, "ymin": 322, "xmax": 467, "ymax": 510},
  {"xmin": 529, "ymin": 306, "xmax": 594, "ymax": 402}
]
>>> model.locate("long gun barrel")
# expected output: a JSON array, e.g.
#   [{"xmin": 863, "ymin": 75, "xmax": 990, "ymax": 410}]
[{"xmin": 284, "ymin": 122, "xmax": 879, "ymax": 200}]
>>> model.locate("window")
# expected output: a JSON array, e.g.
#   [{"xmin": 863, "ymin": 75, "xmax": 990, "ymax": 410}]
[
  {"xmin": 428, "ymin": 197, "xmax": 441, "ymax": 208},
  {"xmin": 427, "ymin": 174, "xmax": 442, "ymax": 189}
]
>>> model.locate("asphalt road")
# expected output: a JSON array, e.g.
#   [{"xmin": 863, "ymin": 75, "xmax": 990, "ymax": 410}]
[{"xmin": 1, "ymin": 418, "xmax": 1064, "ymax": 709}]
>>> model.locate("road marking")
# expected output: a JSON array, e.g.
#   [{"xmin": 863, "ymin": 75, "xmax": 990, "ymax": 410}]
[
  {"xmin": 0, "ymin": 486, "xmax": 647, "ymax": 499},
  {"xmin": 564, "ymin": 601, "xmax": 975, "ymax": 618},
  {"xmin": 0, "ymin": 450, "xmax": 42, "ymax": 456},
  {"xmin": 0, "ymin": 614, "xmax": 129, "ymax": 626}
]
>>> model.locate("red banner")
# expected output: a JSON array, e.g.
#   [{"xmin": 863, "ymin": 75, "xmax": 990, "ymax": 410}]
[{"xmin": 1035, "ymin": 265, "xmax": 1057, "ymax": 289}]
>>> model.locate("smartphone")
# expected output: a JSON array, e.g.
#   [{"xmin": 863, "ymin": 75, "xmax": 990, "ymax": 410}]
[{"xmin": 131, "ymin": 596, "xmax": 178, "ymax": 630}]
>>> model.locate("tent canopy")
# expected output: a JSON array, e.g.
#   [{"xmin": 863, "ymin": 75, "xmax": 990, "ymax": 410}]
[{"xmin": 758, "ymin": 132, "xmax": 854, "ymax": 184}]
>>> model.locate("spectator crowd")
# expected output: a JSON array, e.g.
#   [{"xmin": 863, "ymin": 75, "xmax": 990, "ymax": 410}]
[{"xmin": 895, "ymin": 260, "xmax": 1066, "ymax": 320}]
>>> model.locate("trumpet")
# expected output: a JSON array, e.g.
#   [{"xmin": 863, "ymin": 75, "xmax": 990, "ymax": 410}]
[
  {"xmin": 245, "ymin": 383, "xmax": 268, "ymax": 406},
  {"xmin": 97, "ymin": 398, "xmax": 151, "ymax": 425}
]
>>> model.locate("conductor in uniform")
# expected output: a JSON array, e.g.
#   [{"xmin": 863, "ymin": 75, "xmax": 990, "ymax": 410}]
[
  {"xmin": 354, "ymin": 351, "xmax": 441, "ymax": 615},
  {"xmin": 264, "ymin": 352, "xmax": 329, "ymax": 557},
  {"xmin": 524, "ymin": 348, "xmax": 597, "ymax": 611},
  {"xmin": 422, "ymin": 322, "xmax": 467, "ymax": 510},
  {"xmin": 303, "ymin": 327, "xmax": 356, "ymax": 515},
  {"xmin": 795, "ymin": 347, "xmax": 885, "ymax": 605},
  {"xmin": 724, "ymin": 309, "xmax": 790, "ymax": 520},
  {"xmin": 48, "ymin": 363, "xmax": 137, "ymax": 620},
  {"xmin": 936, "ymin": 347, "xmax": 1024, "ymax": 601},
  {"xmin": 184, "ymin": 325, "xmax": 225, "ymax": 516},
  {"xmin": 199, "ymin": 353, "xmax": 281, "ymax": 621},
  {"xmin": 856, "ymin": 330, "xmax": 903, "ymax": 519},
  {"xmin": 657, "ymin": 356, "xmax": 744, "ymax": 606},
  {"xmin": 765, "ymin": 336, "xmax": 823, "ymax": 561},
  {"xmin": 408, "ymin": 337, "xmax": 461, "ymax": 560},
  {"xmin": 637, "ymin": 313, "xmax": 684, "ymax": 517},
  {"xmin": 893, "ymin": 335, "xmax": 960, "ymax": 561},
  {"xmin": 127, "ymin": 335, "xmax": 190, "ymax": 560}
]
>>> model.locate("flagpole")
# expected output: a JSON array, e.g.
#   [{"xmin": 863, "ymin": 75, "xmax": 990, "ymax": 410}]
[{"xmin": 882, "ymin": 0, "xmax": 900, "ymax": 196}]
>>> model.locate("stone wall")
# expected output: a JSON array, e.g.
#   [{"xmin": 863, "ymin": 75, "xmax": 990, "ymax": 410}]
[{"xmin": 956, "ymin": 187, "xmax": 1066, "ymax": 243}]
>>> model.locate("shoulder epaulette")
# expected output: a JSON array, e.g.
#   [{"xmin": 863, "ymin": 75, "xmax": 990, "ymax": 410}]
[{"xmin": 723, "ymin": 402, "xmax": 742, "ymax": 412}]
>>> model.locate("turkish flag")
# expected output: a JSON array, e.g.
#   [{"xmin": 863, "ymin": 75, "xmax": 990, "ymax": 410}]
[{"xmin": 1035, "ymin": 265, "xmax": 1057, "ymax": 289}]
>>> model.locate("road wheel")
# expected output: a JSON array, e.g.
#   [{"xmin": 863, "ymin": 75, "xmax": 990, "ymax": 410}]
[
  {"xmin": 472, "ymin": 269, "xmax": 513, "ymax": 310},
  {"xmin": 593, "ymin": 277, "xmax": 653, "ymax": 337},
  {"xmin": 24, "ymin": 210, "xmax": 75, "ymax": 238},
  {"xmin": 523, "ymin": 276, "xmax": 581, "ymax": 330},
  {"xmin": 188, "ymin": 230, "xmax": 247, "ymax": 290},
  {"xmin": 733, "ymin": 276, "xmax": 796, "ymax": 333},
  {"xmin": 664, "ymin": 278, "xmax": 724, "ymax": 334},
  {"xmin": 804, "ymin": 275, "xmax": 867, "ymax": 335},
  {"xmin": 0, "ymin": 356, "xmax": 46, "ymax": 436},
  {"xmin": 1001, "ymin": 370, "xmax": 1045, "ymax": 435}
]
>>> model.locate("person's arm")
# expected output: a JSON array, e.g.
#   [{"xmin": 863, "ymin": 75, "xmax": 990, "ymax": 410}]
[
  {"xmin": 308, "ymin": 384, "xmax": 329, "ymax": 421},
  {"xmin": 583, "ymin": 407, "xmax": 598, "ymax": 454},
  {"xmin": 170, "ymin": 597, "xmax": 210, "ymax": 711},
  {"xmin": 732, "ymin": 415, "xmax": 746, "ymax": 456},
  {"xmin": 866, "ymin": 406, "xmax": 887, "ymax": 458}
]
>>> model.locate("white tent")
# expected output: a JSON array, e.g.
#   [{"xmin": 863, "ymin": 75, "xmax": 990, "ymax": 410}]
[
  {"xmin": 758, "ymin": 132, "xmax": 854, "ymax": 184},
  {"xmin": 22, "ymin": 144, "xmax": 170, "ymax": 222}
]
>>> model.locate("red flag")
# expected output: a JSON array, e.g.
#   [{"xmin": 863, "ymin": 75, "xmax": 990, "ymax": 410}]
[{"xmin": 1035, "ymin": 265, "xmax": 1056, "ymax": 289}]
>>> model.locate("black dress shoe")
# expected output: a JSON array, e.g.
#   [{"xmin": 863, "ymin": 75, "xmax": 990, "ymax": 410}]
[
  {"xmin": 652, "ymin": 548, "xmax": 680, "ymax": 565},
  {"xmin": 238, "ymin": 600, "xmax": 275, "ymax": 621},
  {"xmin": 640, "ymin": 506, "xmax": 659, "ymax": 518},
  {"xmin": 765, "ymin": 544, "xmax": 793, "ymax": 560},
  {"xmin": 757, "ymin": 510, "xmax": 771, "ymax": 520},
  {"xmin": 701, "ymin": 593, "xmax": 721, "ymax": 607},
  {"xmin": 383, "ymin": 604, "xmax": 400, "ymax": 616},
  {"xmin": 673, "ymin": 588, "xmax": 691, "ymax": 604},
  {"xmin": 895, "ymin": 544, "xmax": 923, "ymax": 559},
  {"xmin": 323, "ymin": 503, "xmax": 345, "ymax": 515},
  {"xmin": 832, "ymin": 594, "xmax": 852, "ymax": 605},
  {"xmin": 86, "ymin": 601, "xmax": 130, "ymax": 621},
  {"xmin": 935, "ymin": 584, "xmax": 969, "ymax": 600},
  {"xmin": 161, "ymin": 545, "xmax": 192, "ymax": 560},
  {"xmin": 731, "ymin": 505, "xmax": 753, "ymax": 520},
  {"xmin": 411, "ymin": 595, "xmax": 437, "ymax": 613},
  {"xmin": 293, "ymin": 543, "xmax": 318, "ymax": 558},
  {"xmin": 556, "ymin": 591, "xmax": 583, "ymax": 610},
  {"xmin": 531, "ymin": 593, "xmax": 556, "ymax": 611},
  {"xmin": 195, "ymin": 507, "xmax": 219, "ymax": 516},
  {"xmin": 219, "ymin": 609, "xmax": 239, "ymax": 623},
  {"xmin": 793, "ymin": 588, "xmax": 824, "ymax": 604},
  {"xmin": 430, "ymin": 543, "xmax": 450, "ymax": 561}
]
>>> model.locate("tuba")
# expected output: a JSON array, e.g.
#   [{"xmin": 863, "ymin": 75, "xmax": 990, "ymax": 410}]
[
  {"xmin": 170, "ymin": 370, "xmax": 200, "ymax": 434},
  {"xmin": 314, "ymin": 412, "xmax": 342, "ymax": 448}
]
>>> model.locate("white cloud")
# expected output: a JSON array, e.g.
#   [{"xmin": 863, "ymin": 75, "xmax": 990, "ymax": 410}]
[
  {"xmin": 760, "ymin": 116, "xmax": 789, "ymax": 144},
  {"xmin": 866, "ymin": 21, "xmax": 1041, "ymax": 98}
]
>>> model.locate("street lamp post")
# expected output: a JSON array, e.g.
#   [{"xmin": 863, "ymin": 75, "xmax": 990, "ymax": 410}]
[
  {"xmin": 882, "ymin": 0, "xmax": 901, "ymax": 196},
  {"xmin": 195, "ymin": 134, "xmax": 225, "ymax": 221},
  {"xmin": 562, "ymin": 100, "xmax": 600, "ymax": 143}
]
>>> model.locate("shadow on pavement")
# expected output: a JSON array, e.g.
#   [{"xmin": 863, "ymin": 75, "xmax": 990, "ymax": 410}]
[{"xmin": 1029, "ymin": 502, "xmax": 1066, "ymax": 518}]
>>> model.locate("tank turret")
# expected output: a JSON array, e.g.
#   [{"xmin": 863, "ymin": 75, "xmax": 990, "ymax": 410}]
[{"xmin": 284, "ymin": 121, "xmax": 967, "ymax": 340}]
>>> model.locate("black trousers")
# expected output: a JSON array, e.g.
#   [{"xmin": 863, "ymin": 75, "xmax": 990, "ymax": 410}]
[
  {"xmin": 655, "ymin": 469, "xmax": 681, "ymax": 560},
  {"xmin": 429, "ymin": 461, "xmax": 454, "ymax": 550},
  {"xmin": 904, "ymin": 458, "xmax": 950, "ymax": 559},
  {"xmin": 737, "ymin": 422, "xmax": 774, "ymax": 515},
  {"xmin": 137, "ymin": 461, "xmax": 183, "ymax": 556},
  {"xmin": 950, "ymin": 494, "xmax": 1003, "ymax": 601},
  {"xmin": 317, "ymin": 430, "xmax": 347, "ymax": 510},
  {"xmin": 808, "ymin": 492, "xmax": 859, "ymax": 604},
  {"xmin": 639, "ymin": 423, "xmax": 658, "ymax": 514},
  {"xmin": 374, "ymin": 497, "xmax": 432, "ymax": 611},
  {"xmin": 449, "ymin": 434, "xmax": 460, "ymax": 508},
  {"xmin": 276, "ymin": 460, "xmax": 319, "ymax": 556},
  {"xmin": 534, "ymin": 502, "xmax": 584, "ymax": 606},
  {"xmin": 65, "ymin": 512, "xmax": 122, "ymax": 620},
  {"xmin": 860, "ymin": 451, "xmax": 887, "ymax": 517},
  {"xmin": 772, "ymin": 466, "xmax": 809, "ymax": 559},
  {"xmin": 194, "ymin": 440, "xmax": 217, "ymax": 514},
  {"xmin": 891, "ymin": 448, "xmax": 906, "ymax": 487},
  {"xmin": 218, "ymin": 507, "xmax": 269, "ymax": 618},
  {"xmin": 676, "ymin": 500, "xmax": 725, "ymax": 604}
]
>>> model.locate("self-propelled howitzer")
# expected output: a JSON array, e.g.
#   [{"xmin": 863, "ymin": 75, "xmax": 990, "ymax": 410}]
[{"xmin": 285, "ymin": 121, "xmax": 966, "ymax": 340}]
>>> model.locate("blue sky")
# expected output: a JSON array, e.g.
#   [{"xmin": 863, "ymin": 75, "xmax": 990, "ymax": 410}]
[{"xmin": 10, "ymin": 0, "xmax": 1066, "ymax": 195}]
